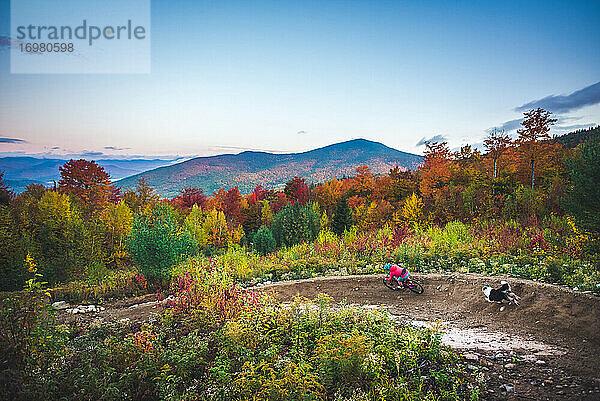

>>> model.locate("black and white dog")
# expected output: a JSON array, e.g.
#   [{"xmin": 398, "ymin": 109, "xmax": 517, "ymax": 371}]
[{"xmin": 482, "ymin": 281, "xmax": 520, "ymax": 305}]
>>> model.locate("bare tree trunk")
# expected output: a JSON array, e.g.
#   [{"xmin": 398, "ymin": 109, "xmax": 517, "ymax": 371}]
[
  {"xmin": 492, "ymin": 158, "xmax": 498, "ymax": 196},
  {"xmin": 531, "ymin": 158, "xmax": 535, "ymax": 189}
]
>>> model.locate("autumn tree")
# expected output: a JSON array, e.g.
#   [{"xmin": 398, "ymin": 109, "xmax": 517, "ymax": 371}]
[
  {"xmin": 223, "ymin": 186, "xmax": 244, "ymax": 227},
  {"xmin": 175, "ymin": 186, "xmax": 207, "ymax": 210},
  {"xmin": 261, "ymin": 201, "xmax": 273, "ymax": 226},
  {"xmin": 183, "ymin": 204, "xmax": 208, "ymax": 249},
  {"xmin": 99, "ymin": 201, "xmax": 133, "ymax": 267},
  {"xmin": 484, "ymin": 128, "xmax": 513, "ymax": 179},
  {"xmin": 58, "ymin": 159, "xmax": 115, "ymax": 212},
  {"xmin": 388, "ymin": 167, "xmax": 417, "ymax": 203},
  {"xmin": 516, "ymin": 108, "xmax": 558, "ymax": 188},
  {"xmin": 352, "ymin": 165, "xmax": 375, "ymax": 197},
  {"xmin": 284, "ymin": 177, "xmax": 309, "ymax": 205},
  {"xmin": 248, "ymin": 184, "xmax": 267, "ymax": 205},
  {"xmin": 271, "ymin": 192, "xmax": 288, "ymax": 213},
  {"xmin": 419, "ymin": 141, "xmax": 454, "ymax": 200},
  {"xmin": 400, "ymin": 192, "xmax": 424, "ymax": 228},
  {"xmin": 122, "ymin": 178, "xmax": 160, "ymax": 214},
  {"xmin": 34, "ymin": 191, "xmax": 90, "ymax": 283},
  {"xmin": 313, "ymin": 178, "xmax": 343, "ymax": 216},
  {"xmin": 203, "ymin": 209, "xmax": 230, "ymax": 249},
  {"xmin": 242, "ymin": 201, "xmax": 263, "ymax": 242}
]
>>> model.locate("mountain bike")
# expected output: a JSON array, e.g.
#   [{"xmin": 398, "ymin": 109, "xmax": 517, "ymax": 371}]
[{"xmin": 382, "ymin": 276, "xmax": 424, "ymax": 294}]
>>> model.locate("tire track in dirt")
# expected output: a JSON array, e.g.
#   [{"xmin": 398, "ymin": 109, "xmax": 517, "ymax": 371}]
[{"xmin": 257, "ymin": 273, "xmax": 600, "ymax": 400}]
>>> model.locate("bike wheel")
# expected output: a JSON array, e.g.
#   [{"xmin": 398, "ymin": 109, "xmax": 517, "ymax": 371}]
[
  {"xmin": 383, "ymin": 278, "xmax": 400, "ymax": 290},
  {"xmin": 405, "ymin": 279, "xmax": 424, "ymax": 294}
]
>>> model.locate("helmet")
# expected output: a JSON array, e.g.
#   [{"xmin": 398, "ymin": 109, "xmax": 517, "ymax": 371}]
[{"xmin": 384, "ymin": 263, "xmax": 392, "ymax": 271}]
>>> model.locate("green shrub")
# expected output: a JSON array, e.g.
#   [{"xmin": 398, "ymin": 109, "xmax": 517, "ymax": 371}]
[
  {"xmin": 127, "ymin": 204, "xmax": 198, "ymax": 285},
  {"xmin": 271, "ymin": 203, "xmax": 320, "ymax": 247}
]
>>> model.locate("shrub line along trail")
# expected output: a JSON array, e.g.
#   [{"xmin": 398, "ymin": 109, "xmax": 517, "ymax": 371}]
[{"xmin": 62, "ymin": 272, "xmax": 600, "ymax": 400}]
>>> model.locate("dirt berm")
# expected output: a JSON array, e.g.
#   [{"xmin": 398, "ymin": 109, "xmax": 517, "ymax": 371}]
[{"xmin": 258, "ymin": 273, "xmax": 600, "ymax": 401}]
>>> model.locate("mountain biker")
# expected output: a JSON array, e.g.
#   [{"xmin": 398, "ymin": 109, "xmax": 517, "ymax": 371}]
[{"xmin": 384, "ymin": 262, "xmax": 409, "ymax": 283}]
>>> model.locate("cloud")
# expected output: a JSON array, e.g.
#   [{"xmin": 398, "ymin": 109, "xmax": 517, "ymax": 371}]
[
  {"xmin": 486, "ymin": 118, "xmax": 523, "ymax": 134},
  {"xmin": 416, "ymin": 134, "xmax": 446, "ymax": 147},
  {"xmin": 81, "ymin": 151, "xmax": 105, "ymax": 157},
  {"xmin": 488, "ymin": 115, "xmax": 597, "ymax": 136},
  {"xmin": 51, "ymin": 146, "xmax": 61, "ymax": 150},
  {"xmin": 515, "ymin": 81, "xmax": 600, "ymax": 114},
  {"xmin": 104, "ymin": 146, "xmax": 131, "ymax": 151},
  {"xmin": 297, "ymin": 130, "xmax": 307, "ymax": 135},
  {"xmin": 0, "ymin": 137, "xmax": 27, "ymax": 143}
]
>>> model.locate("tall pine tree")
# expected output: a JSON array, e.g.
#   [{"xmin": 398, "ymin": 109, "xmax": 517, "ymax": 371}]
[{"xmin": 331, "ymin": 197, "xmax": 353, "ymax": 236}]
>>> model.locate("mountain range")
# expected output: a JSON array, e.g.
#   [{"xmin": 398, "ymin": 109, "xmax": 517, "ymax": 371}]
[
  {"xmin": 117, "ymin": 139, "xmax": 423, "ymax": 197},
  {"xmin": 0, "ymin": 157, "xmax": 180, "ymax": 193}
]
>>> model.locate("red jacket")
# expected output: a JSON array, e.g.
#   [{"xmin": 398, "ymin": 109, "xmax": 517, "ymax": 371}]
[{"xmin": 387, "ymin": 264, "xmax": 409, "ymax": 280}]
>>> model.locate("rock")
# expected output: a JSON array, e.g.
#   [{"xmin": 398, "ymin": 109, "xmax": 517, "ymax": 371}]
[
  {"xmin": 536, "ymin": 360, "xmax": 546, "ymax": 365},
  {"xmin": 504, "ymin": 363, "xmax": 516, "ymax": 369},
  {"xmin": 495, "ymin": 352, "xmax": 505, "ymax": 359},
  {"xmin": 467, "ymin": 364, "xmax": 479, "ymax": 370},
  {"xmin": 463, "ymin": 353, "xmax": 479, "ymax": 362},
  {"xmin": 52, "ymin": 301, "xmax": 70, "ymax": 310},
  {"xmin": 500, "ymin": 305, "xmax": 506, "ymax": 312},
  {"xmin": 501, "ymin": 384, "xmax": 515, "ymax": 393}
]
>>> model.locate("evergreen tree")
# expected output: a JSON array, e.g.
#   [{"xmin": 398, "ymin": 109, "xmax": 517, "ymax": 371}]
[
  {"xmin": 271, "ymin": 203, "xmax": 320, "ymax": 247},
  {"xmin": 253, "ymin": 225, "xmax": 276, "ymax": 255},
  {"xmin": 563, "ymin": 137, "xmax": 600, "ymax": 234},
  {"xmin": 128, "ymin": 204, "xmax": 198, "ymax": 285},
  {"xmin": 331, "ymin": 197, "xmax": 353, "ymax": 236}
]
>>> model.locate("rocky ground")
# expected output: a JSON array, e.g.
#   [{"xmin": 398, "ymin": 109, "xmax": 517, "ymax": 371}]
[{"xmin": 53, "ymin": 273, "xmax": 600, "ymax": 401}]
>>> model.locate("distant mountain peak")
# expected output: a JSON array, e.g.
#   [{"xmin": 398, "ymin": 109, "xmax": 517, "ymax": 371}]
[{"xmin": 118, "ymin": 138, "xmax": 423, "ymax": 197}]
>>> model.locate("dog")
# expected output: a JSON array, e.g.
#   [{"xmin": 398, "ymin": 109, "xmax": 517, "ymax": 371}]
[{"xmin": 482, "ymin": 281, "xmax": 520, "ymax": 305}]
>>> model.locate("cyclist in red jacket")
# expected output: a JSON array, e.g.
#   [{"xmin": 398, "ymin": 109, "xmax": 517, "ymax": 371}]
[{"xmin": 384, "ymin": 263, "xmax": 409, "ymax": 283}]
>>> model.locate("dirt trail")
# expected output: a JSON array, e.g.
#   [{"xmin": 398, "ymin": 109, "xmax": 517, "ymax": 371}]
[
  {"xmin": 57, "ymin": 273, "xmax": 600, "ymax": 400},
  {"xmin": 258, "ymin": 273, "xmax": 600, "ymax": 401}
]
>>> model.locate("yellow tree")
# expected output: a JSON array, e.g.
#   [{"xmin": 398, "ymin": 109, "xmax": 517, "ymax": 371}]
[
  {"xmin": 400, "ymin": 192, "xmax": 424, "ymax": 228},
  {"xmin": 100, "ymin": 201, "xmax": 133, "ymax": 266},
  {"xmin": 261, "ymin": 201, "xmax": 273, "ymax": 226},
  {"xmin": 184, "ymin": 204, "xmax": 208, "ymax": 249},
  {"xmin": 203, "ymin": 209, "xmax": 230, "ymax": 248}
]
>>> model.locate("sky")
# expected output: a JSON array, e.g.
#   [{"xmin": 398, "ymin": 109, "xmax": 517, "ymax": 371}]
[{"xmin": 0, "ymin": 0, "xmax": 599, "ymax": 159}]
